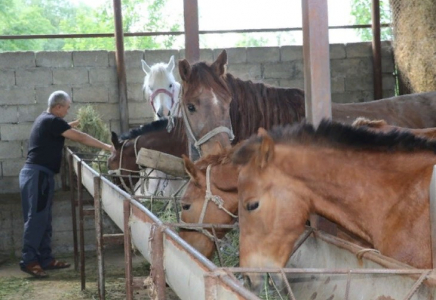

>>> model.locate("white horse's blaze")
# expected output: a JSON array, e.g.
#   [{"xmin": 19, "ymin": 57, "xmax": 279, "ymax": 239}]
[
  {"xmin": 142, "ymin": 55, "xmax": 181, "ymax": 120},
  {"xmin": 211, "ymin": 90, "xmax": 220, "ymax": 106}
]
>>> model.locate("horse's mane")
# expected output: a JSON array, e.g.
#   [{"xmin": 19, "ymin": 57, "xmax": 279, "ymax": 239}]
[
  {"xmin": 194, "ymin": 147, "xmax": 237, "ymax": 171},
  {"xmin": 119, "ymin": 117, "xmax": 185, "ymax": 140},
  {"xmin": 183, "ymin": 61, "xmax": 305, "ymax": 144},
  {"xmin": 245, "ymin": 119, "xmax": 436, "ymax": 153}
]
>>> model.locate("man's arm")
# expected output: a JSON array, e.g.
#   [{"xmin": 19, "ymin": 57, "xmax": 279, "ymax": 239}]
[{"xmin": 62, "ymin": 128, "xmax": 114, "ymax": 153}]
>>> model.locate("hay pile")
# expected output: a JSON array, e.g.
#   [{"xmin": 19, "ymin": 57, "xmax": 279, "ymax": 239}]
[{"xmin": 391, "ymin": 0, "xmax": 436, "ymax": 92}]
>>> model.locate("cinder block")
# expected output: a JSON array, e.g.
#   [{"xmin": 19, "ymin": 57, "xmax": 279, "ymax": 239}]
[
  {"xmin": 262, "ymin": 79, "xmax": 279, "ymax": 86},
  {"xmin": 279, "ymin": 79, "xmax": 304, "ymax": 90},
  {"xmin": 329, "ymin": 44, "xmax": 346, "ymax": 59},
  {"xmin": 0, "ymin": 123, "xmax": 33, "ymax": 141},
  {"xmin": 345, "ymin": 42, "xmax": 372, "ymax": 58},
  {"xmin": 345, "ymin": 76, "xmax": 373, "ymax": 91},
  {"xmin": 213, "ymin": 48, "xmax": 247, "ymax": 64},
  {"xmin": 331, "ymin": 77, "xmax": 345, "ymax": 93},
  {"xmin": 381, "ymin": 41, "xmax": 393, "ymax": 57},
  {"xmin": 53, "ymin": 68, "xmax": 89, "ymax": 85},
  {"xmin": 35, "ymin": 86, "xmax": 73, "ymax": 104},
  {"xmin": 109, "ymin": 120, "xmax": 121, "ymax": 135},
  {"xmin": 2, "ymin": 158, "xmax": 26, "ymax": 176},
  {"xmin": 382, "ymin": 56, "xmax": 394, "ymax": 73},
  {"xmin": 142, "ymin": 50, "xmax": 180, "ymax": 65},
  {"xmin": 36, "ymin": 52, "xmax": 73, "ymax": 68},
  {"xmin": 89, "ymin": 67, "xmax": 117, "ymax": 84},
  {"xmin": 263, "ymin": 61, "xmax": 304, "ymax": 79},
  {"xmin": 72, "ymin": 51, "xmax": 109, "ymax": 67},
  {"xmin": 382, "ymin": 74, "xmax": 396, "ymax": 91},
  {"xmin": 0, "ymin": 106, "xmax": 18, "ymax": 124},
  {"xmin": 332, "ymin": 90, "xmax": 374, "ymax": 104},
  {"xmin": 0, "ymin": 178, "xmax": 20, "ymax": 194},
  {"xmin": 126, "ymin": 68, "xmax": 146, "ymax": 84},
  {"xmin": 124, "ymin": 50, "xmax": 145, "ymax": 68},
  {"xmin": 128, "ymin": 101, "xmax": 153, "ymax": 120},
  {"xmin": 72, "ymin": 86, "xmax": 109, "ymax": 103},
  {"xmin": 127, "ymin": 83, "xmax": 145, "ymax": 102},
  {"xmin": 18, "ymin": 104, "xmax": 48, "ymax": 122},
  {"xmin": 330, "ymin": 58, "xmax": 372, "ymax": 78},
  {"xmin": 0, "ymin": 52, "xmax": 35, "ymax": 69},
  {"xmin": 0, "ymin": 141, "xmax": 22, "ymax": 159},
  {"xmin": 0, "ymin": 87, "xmax": 36, "ymax": 105},
  {"xmin": 247, "ymin": 47, "xmax": 280, "ymax": 63},
  {"xmin": 226, "ymin": 63, "xmax": 261, "ymax": 81},
  {"xmin": 108, "ymin": 85, "xmax": 120, "ymax": 103},
  {"xmin": 281, "ymin": 46, "xmax": 303, "ymax": 61},
  {"xmin": 16, "ymin": 68, "xmax": 53, "ymax": 87},
  {"xmin": 0, "ymin": 70, "xmax": 16, "ymax": 87}
]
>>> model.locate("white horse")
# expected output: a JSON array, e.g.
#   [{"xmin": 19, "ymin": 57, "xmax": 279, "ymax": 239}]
[{"xmin": 142, "ymin": 56, "xmax": 181, "ymax": 120}]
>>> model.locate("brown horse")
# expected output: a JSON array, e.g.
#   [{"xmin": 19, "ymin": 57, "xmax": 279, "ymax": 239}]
[
  {"xmin": 178, "ymin": 49, "xmax": 436, "ymax": 157},
  {"xmin": 232, "ymin": 120, "xmax": 436, "ymax": 292},
  {"xmin": 353, "ymin": 117, "xmax": 436, "ymax": 139},
  {"xmin": 180, "ymin": 148, "xmax": 239, "ymax": 259},
  {"xmin": 107, "ymin": 118, "xmax": 188, "ymax": 193}
]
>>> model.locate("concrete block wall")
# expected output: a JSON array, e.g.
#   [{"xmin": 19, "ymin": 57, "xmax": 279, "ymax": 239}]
[{"xmin": 0, "ymin": 42, "xmax": 395, "ymax": 194}]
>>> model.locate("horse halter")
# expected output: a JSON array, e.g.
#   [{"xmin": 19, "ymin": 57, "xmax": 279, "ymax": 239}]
[
  {"xmin": 181, "ymin": 100, "xmax": 235, "ymax": 157},
  {"xmin": 181, "ymin": 164, "xmax": 237, "ymax": 242},
  {"xmin": 107, "ymin": 137, "xmax": 142, "ymax": 194},
  {"xmin": 150, "ymin": 87, "xmax": 175, "ymax": 117}
]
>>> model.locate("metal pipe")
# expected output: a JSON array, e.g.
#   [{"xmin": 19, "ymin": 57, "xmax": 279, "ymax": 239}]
[
  {"xmin": 183, "ymin": 0, "xmax": 199, "ymax": 62},
  {"xmin": 94, "ymin": 176, "xmax": 105, "ymax": 300},
  {"xmin": 68, "ymin": 151, "xmax": 79, "ymax": 271},
  {"xmin": 77, "ymin": 160, "xmax": 86, "ymax": 290},
  {"xmin": 372, "ymin": 0, "xmax": 383, "ymax": 99},
  {"xmin": 150, "ymin": 225, "xmax": 166, "ymax": 299},
  {"xmin": 123, "ymin": 199, "xmax": 133, "ymax": 300}
]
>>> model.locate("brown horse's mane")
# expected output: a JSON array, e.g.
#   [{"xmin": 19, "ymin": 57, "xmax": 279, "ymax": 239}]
[
  {"xmin": 243, "ymin": 119, "xmax": 436, "ymax": 153},
  {"xmin": 194, "ymin": 146, "xmax": 238, "ymax": 171},
  {"xmin": 184, "ymin": 62, "xmax": 305, "ymax": 144}
]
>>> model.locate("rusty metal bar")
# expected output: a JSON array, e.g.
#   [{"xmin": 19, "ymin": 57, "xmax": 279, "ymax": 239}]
[
  {"xmin": 372, "ymin": 0, "xmax": 383, "ymax": 99},
  {"xmin": 68, "ymin": 152, "xmax": 79, "ymax": 271},
  {"xmin": 94, "ymin": 176, "xmax": 105, "ymax": 300},
  {"xmin": 77, "ymin": 160, "xmax": 86, "ymax": 290},
  {"xmin": 183, "ymin": 0, "xmax": 200, "ymax": 62},
  {"xmin": 150, "ymin": 224, "xmax": 166, "ymax": 299},
  {"xmin": 280, "ymin": 269, "xmax": 296, "ymax": 300},
  {"xmin": 168, "ymin": 223, "xmax": 237, "ymax": 229},
  {"xmin": 102, "ymin": 233, "xmax": 125, "ymax": 245},
  {"xmin": 0, "ymin": 24, "xmax": 392, "ymax": 40},
  {"xmin": 123, "ymin": 199, "xmax": 133, "ymax": 300},
  {"xmin": 225, "ymin": 267, "xmax": 433, "ymax": 275},
  {"xmin": 113, "ymin": 0, "xmax": 129, "ymax": 133},
  {"xmin": 429, "ymin": 166, "xmax": 436, "ymax": 268}
]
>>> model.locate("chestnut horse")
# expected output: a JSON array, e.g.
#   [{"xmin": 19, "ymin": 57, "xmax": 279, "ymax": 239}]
[
  {"xmin": 353, "ymin": 117, "xmax": 436, "ymax": 139},
  {"xmin": 107, "ymin": 118, "xmax": 188, "ymax": 194},
  {"xmin": 232, "ymin": 120, "xmax": 436, "ymax": 292},
  {"xmin": 180, "ymin": 148, "xmax": 239, "ymax": 259},
  {"xmin": 178, "ymin": 49, "xmax": 436, "ymax": 157}
]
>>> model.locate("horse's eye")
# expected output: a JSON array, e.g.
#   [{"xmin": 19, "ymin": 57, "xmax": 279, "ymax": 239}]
[
  {"xmin": 246, "ymin": 201, "xmax": 259, "ymax": 211},
  {"xmin": 169, "ymin": 83, "xmax": 173, "ymax": 88},
  {"xmin": 187, "ymin": 104, "xmax": 196, "ymax": 112},
  {"xmin": 182, "ymin": 204, "xmax": 191, "ymax": 210}
]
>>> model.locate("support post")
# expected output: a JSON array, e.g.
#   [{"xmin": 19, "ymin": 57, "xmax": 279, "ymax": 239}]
[
  {"xmin": 372, "ymin": 0, "xmax": 383, "ymax": 99},
  {"xmin": 113, "ymin": 0, "xmax": 129, "ymax": 132},
  {"xmin": 123, "ymin": 199, "xmax": 133, "ymax": 300},
  {"xmin": 429, "ymin": 166, "xmax": 436, "ymax": 268},
  {"xmin": 94, "ymin": 177, "xmax": 105, "ymax": 299},
  {"xmin": 77, "ymin": 160, "xmax": 86, "ymax": 290},
  {"xmin": 68, "ymin": 152, "xmax": 79, "ymax": 271},
  {"xmin": 183, "ymin": 0, "xmax": 200, "ymax": 62},
  {"xmin": 150, "ymin": 225, "xmax": 166, "ymax": 299}
]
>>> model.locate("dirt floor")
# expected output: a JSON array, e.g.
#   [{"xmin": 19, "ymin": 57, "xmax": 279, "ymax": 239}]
[{"xmin": 0, "ymin": 246, "xmax": 180, "ymax": 300}]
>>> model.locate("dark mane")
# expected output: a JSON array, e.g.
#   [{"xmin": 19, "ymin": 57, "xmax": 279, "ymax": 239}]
[
  {"xmin": 119, "ymin": 117, "xmax": 185, "ymax": 140},
  {"xmin": 183, "ymin": 62, "xmax": 305, "ymax": 144},
  {"xmin": 250, "ymin": 119, "xmax": 436, "ymax": 153}
]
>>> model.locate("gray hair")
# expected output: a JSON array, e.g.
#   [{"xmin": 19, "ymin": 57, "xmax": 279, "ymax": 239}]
[{"xmin": 47, "ymin": 90, "xmax": 71, "ymax": 108}]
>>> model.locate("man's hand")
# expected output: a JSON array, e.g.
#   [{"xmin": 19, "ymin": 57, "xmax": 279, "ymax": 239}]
[{"xmin": 68, "ymin": 120, "xmax": 80, "ymax": 128}]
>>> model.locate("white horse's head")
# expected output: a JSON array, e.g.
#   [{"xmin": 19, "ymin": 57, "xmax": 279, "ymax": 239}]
[{"xmin": 142, "ymin": 55, "xmax": 181, "ymax": 120}]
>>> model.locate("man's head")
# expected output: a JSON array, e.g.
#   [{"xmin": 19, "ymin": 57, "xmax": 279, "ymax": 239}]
[{"xmin": 47, "ymin": 91, "xmax": 71, "ymax": 118}]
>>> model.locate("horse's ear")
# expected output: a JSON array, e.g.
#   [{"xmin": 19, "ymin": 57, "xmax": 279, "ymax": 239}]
[
  {"xmin": 141, "ymin": 59, "xmax": 151, "ymax": 74},
  {"xmin": 256, "ymin": 134, "xmax": 275, "ymax": 169},
  {"xmin": 182, "ymin": 154, "xmax": 198, "ymax": 182},
  {"xmin": 178, "ymin": 59, "xmax": 191, "ymax": 82},
  {"xmin": 257, "ymin": 127, "xmax": 268, "ymax": 137},
  {"xmin": 211, "ymin": 50, "xmax": 227, "ymax": 77},
  {"xmin": 167, "ymin": 55, "xmax": 175, "ymax": 72},
  {"xmin": 111, "ymin": 131, "xmax": 121, "ymax": 150}
]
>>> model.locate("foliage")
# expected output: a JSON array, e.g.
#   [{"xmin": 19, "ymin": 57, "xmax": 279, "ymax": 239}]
[
  {"xmin": 350, "ymin": 0, "xmax": 393, "ymax": 41},
  {"xmin": 0, "ymin": 0, "xmax": 182, "ymax": 51}
]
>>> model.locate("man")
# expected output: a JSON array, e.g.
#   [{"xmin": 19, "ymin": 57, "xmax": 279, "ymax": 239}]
[{"xmin": 19, "ymin": 90, "xmax": 114, "ymax": 278}]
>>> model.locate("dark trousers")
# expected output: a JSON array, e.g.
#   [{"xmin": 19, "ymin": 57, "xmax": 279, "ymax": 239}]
[{"xmin": 19, "ymin": 164, "xmax": 55, "ymax": 268}]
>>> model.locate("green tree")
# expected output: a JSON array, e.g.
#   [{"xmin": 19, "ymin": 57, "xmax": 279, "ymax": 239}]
[{"xmin": 350, "ymin": 0, "xmax": 393, "ymax": 41}]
